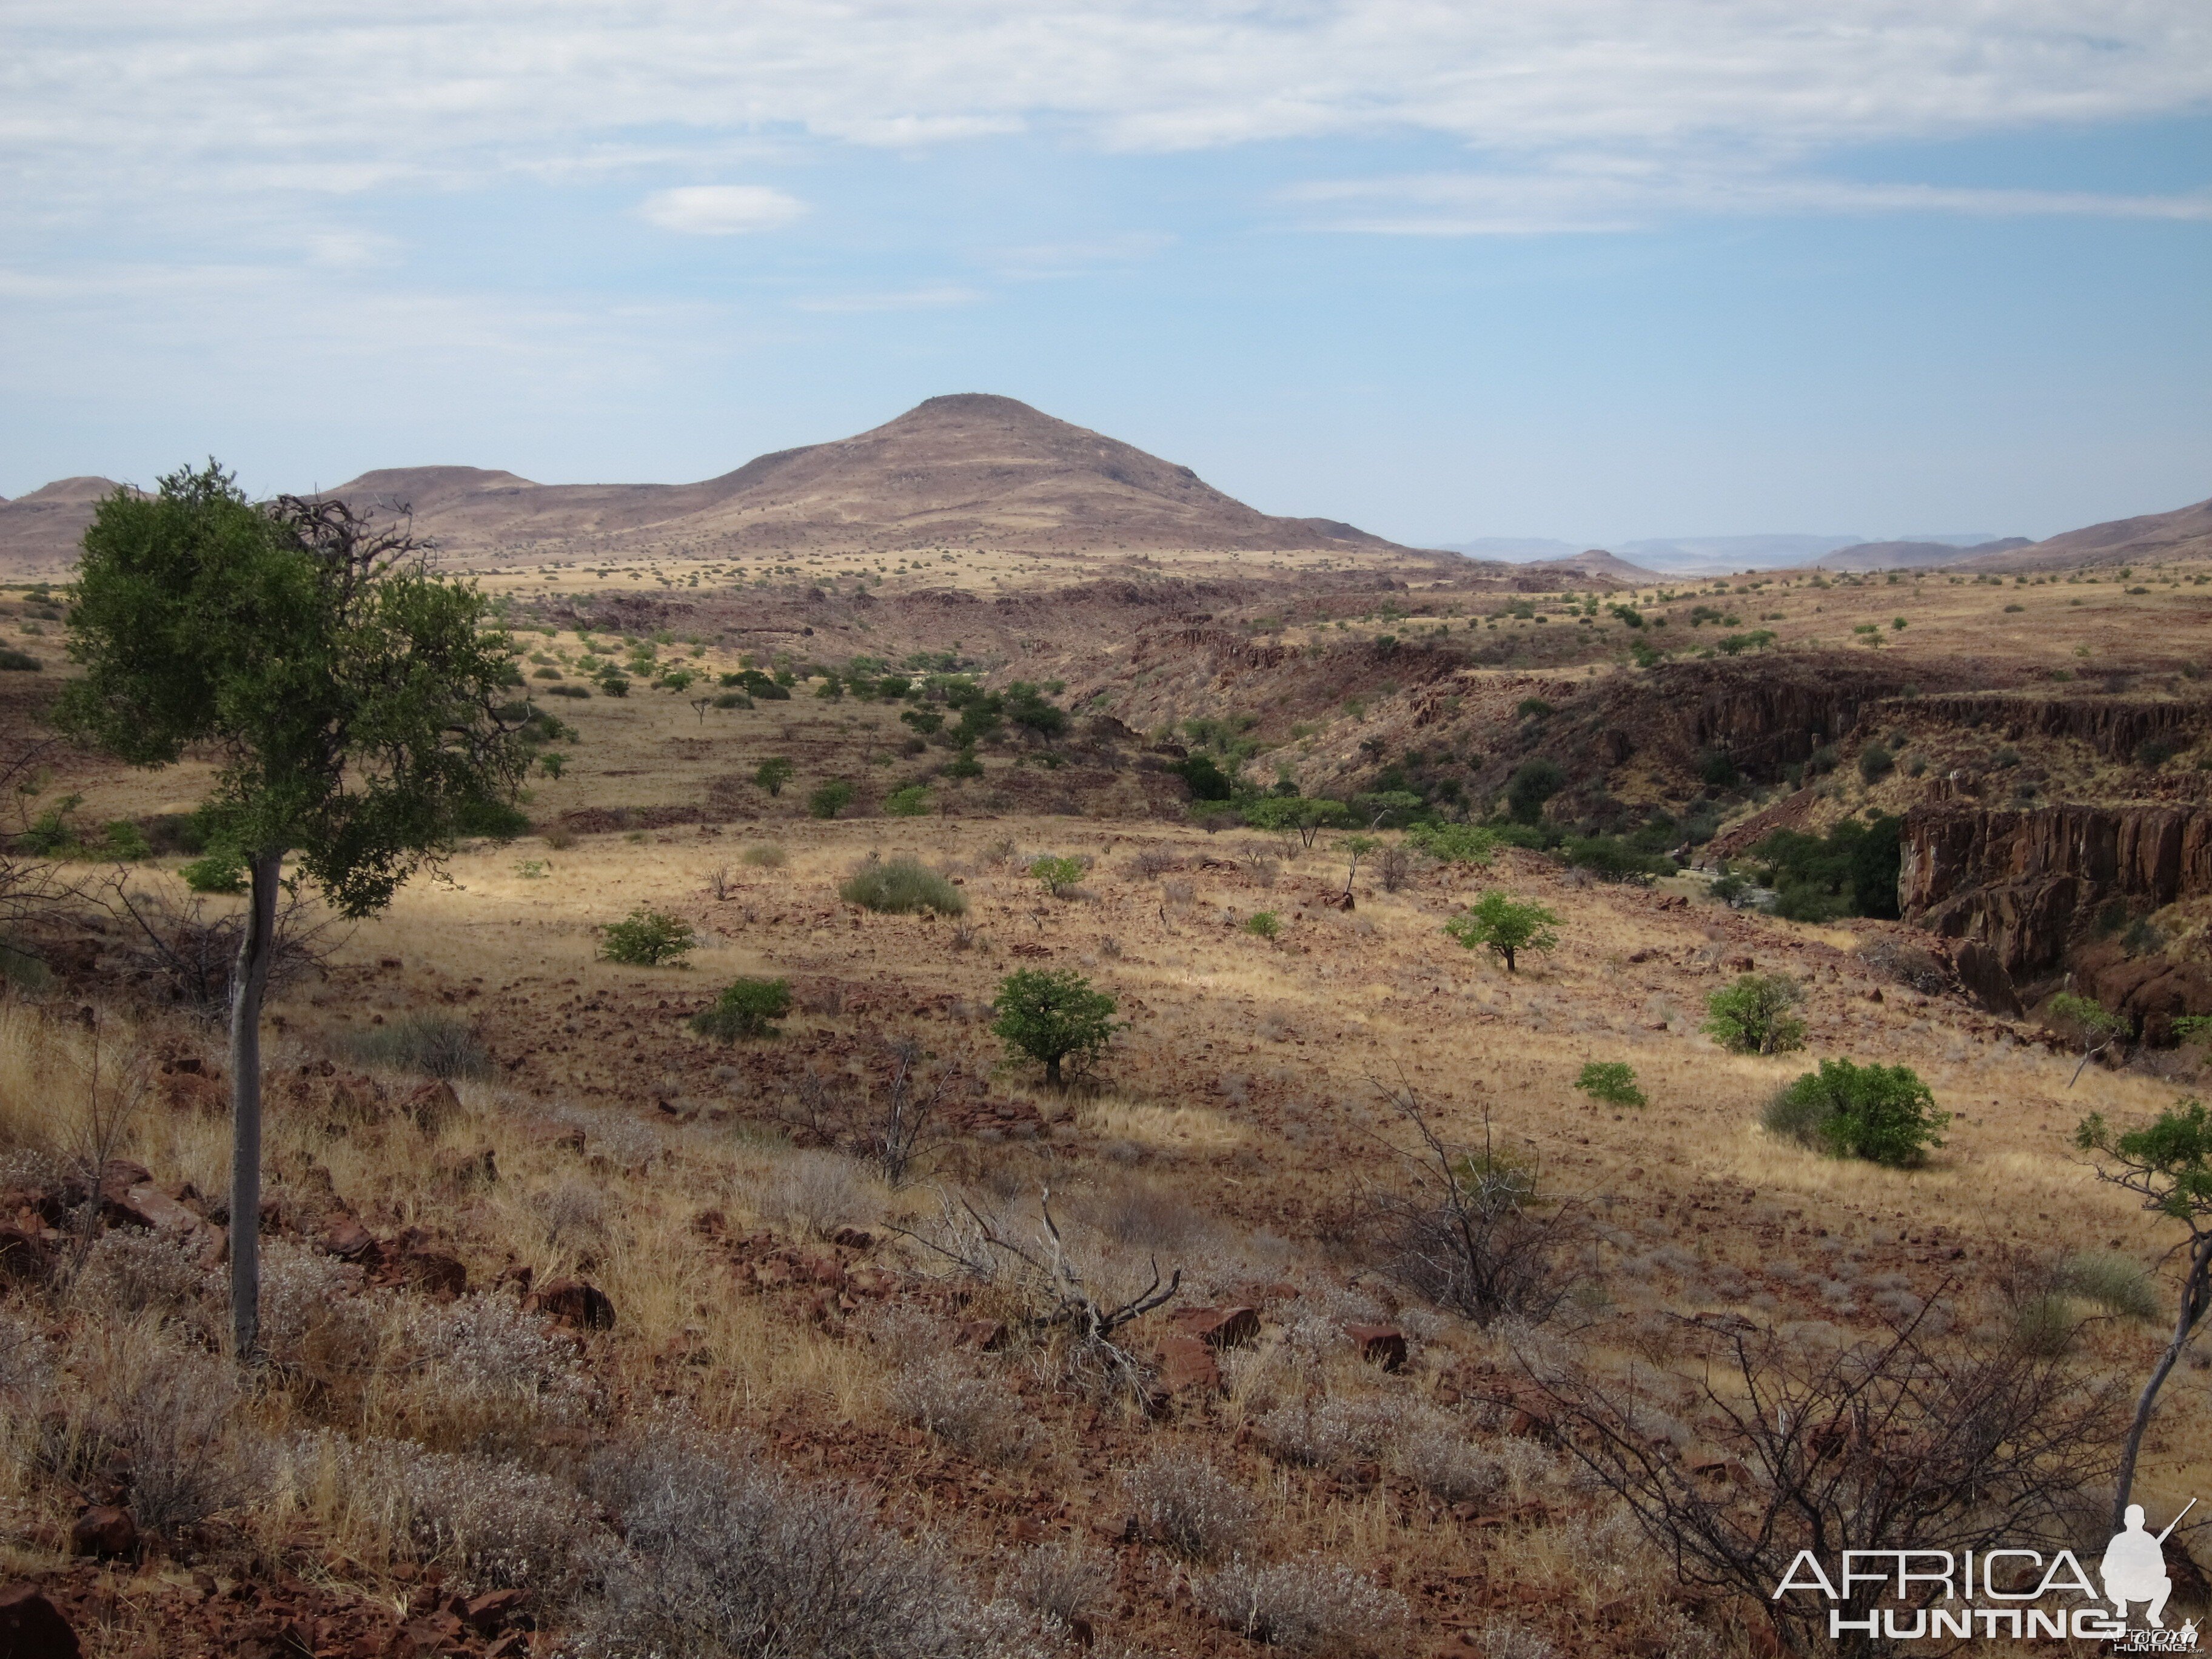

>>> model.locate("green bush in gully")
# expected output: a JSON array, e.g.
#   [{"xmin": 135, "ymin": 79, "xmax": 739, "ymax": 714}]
[
  {"xmin": 808, "ymin": 780, "xmax": 855, "ymax": 819},
  {"xmin": 691, "ymin": 977, "xmax": 793, "ymax": 1041},
  {"xmin": 1746, "ymin": 816, "xmax": 1902, "ymax": 922},
  {"xmin": 1763, "ymin": 1058, "xmax": 1949, "ymax": 1167}
]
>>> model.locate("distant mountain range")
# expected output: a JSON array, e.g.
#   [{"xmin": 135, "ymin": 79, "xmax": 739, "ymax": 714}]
[
  {"xmin": 0, "ymin": 396, "xmax": 1413, "ymax": 573},
  {"xmin": 1438, "ymin": 531, "xmax": 2021, "ymax": 575}
]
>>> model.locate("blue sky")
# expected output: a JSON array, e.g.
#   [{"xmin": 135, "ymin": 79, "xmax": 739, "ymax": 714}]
[{"xmin": 4, "ymin": 2, "xmax": 2208, "ymax": 547}]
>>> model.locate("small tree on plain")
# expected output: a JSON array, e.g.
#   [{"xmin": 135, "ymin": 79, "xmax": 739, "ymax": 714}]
[
  {"xmin": 1574, "ymin": 1061, "xmax": 1645, "ymax": 1107},
  {"xmin": 62, "ymin": 465, "xmax": 529, "ymax": 1359},
  {"xmin": 754, "ymin": 756, "xmax": 795, "ymax": 797},
  {"xmin": 1702, "ymin": 972, "xmax": 1806, "ymax": 1054},
  {"xmin": 2048, "ymin": 991, "xmax": 2132, "ymax": 1087},
  {"xmin": 599, "ymin": 907, "xmax": 696, "ymax": 966},
  {"xmin": 2077, "ymin": 1101, "xmax": 2212, "ymax": 1526},
  {"xmin": 1029, "ymin": 855, "xmax": 1084, "ymax": 898},
  {"xmin": 1334, "ymin": 833, "xmax": 1379, "ymax": 903},
  {"xmin": 1444, "ymin": 892, "xmax": 1559, "ymax": 973},
  {"xmin": 990, "ymin": 968, "xmax": 1124, "ymax": 1086}
]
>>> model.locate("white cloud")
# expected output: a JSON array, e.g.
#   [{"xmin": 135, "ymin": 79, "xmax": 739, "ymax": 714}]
[
  {"xmin": 1287, "ymin": 164, "xmax": 2212, "ymax": 235},
  {"xmin": 5, "ymin": 2, "xmax": 2208, "ymax": 210},
  {"xmin": 638, "ymin": 184, "xmax": 806, "ymax": 235},
  {"xmin": 791, "ymin": 286, "xmax": 981, "ymax": 312}
]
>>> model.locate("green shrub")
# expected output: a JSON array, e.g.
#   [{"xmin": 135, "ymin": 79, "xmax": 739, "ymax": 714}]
[
  {"xmin": 689, "ymin": 977, "xmax": 793, "ymax": 1041},
  {"xmin": 754, "ymin": 757, "xmax": 795, "ymax": 797},
  {"xmin": 1761, "ymin": 1058, "xmax": 1948, "ymax": 1166},
  {"xmin": 808, "ymin": 780, "xmax": 854, "ymax": 819},
  {"xmin": 883, "ymin": 784, "xmax": 932, "ymax": 817},
  {"xmin": 1030, "ymin": 854, "xmax": 1084, "ymax": 897},
  {"xmin": 452, "ymin": 796, "xmax": 531, "ymax": 839},
  {"xmin": 712, "ymin": 691, "xmax": 751, "ymax": 709},
  {"xmin": 599, "ymin": 908, "xmax": 697, "ymax": 966},
  {"xmin": 338, "ymin": 1012, "xmax": 492, "ymax": 1079},
  {"xmin": 742, "ymin": 842, "xmax": 787, "ymax": 868},
  {"xmin": 839, "ymin": 854, "xmax": 966, "ymax": 915},
  {"xmin": 1575, "ymin": 1061, "xmax": 1646, "ymax": 1107},
  {"xmin": 1504, "ymin": 759, "xmax": 1564, "ymax": 825},
  {"xmin": 180, "ymin": 850, "xmax": 247, "ymax": 893},
  {"xmin": 1703, "ymin": 973, "xmax": 1806, "ymax": 1054},
  {"xmin": 1245, "ymin": 911, "xmax": 1280, "ymax": 940},
  {"xmin": 1857, "ymin": 742, "xmax": 1895, "ymax": 783},
  {"xmin": 99, "ymin": 819, "xmax": 152, "ymax": 860},
  {"xmin": 545, "ymin": 683, "xmax": 591, "ymax": 699},
  {"xmin": 1403, "ymin": 822, "xmax": 1496, "ymax": 865},
  {"xmin": 597, "ymin": 673, "xmax": 630, "ymax": 697},
  {"xmin": 944, "ymin": 747, "xmax": 984, "ymax": 779},
  {"xmin": 2055, "ymin": 1250, "xmax": 2159, "ymax": 1321},
  {"xmin": 1173, "ymin": 754, "xmax": 1234, "ymax": 800},
  {"xmin": 0, "ymin": 649, "xmax": 40, "ymax": 671},
  {"xmin": 1749, "ymin": 816, "xmax": 1902, "ymax": 920},
  {"xmin": 990, "ymin": 967, "xmax": 1123, "ymax": 1085},
  {"xmin": 1443, "ymin": 892, "xmax": 1560, "ymax": 973},
  {"xmin": 1515, "ymin": 698, "xmax": 1554, "ymax": 719},
  {"xmin": 1563, "ymin": 836, "xmax": 1674, "ymax": 882}
]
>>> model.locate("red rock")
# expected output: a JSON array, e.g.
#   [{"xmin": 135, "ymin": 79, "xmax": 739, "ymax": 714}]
[
  {"xmin": 323, "ymin": 1217, "xmax": 380, "ymax": 1262},
  {"xmin": 461, "ymin": 1589, "xmax": 526, "ymax": 1635},
  {"xmin": 0, "ymin": 1582, "xmax": 81, "ymax": 1657},
  {"xmin": 1346, "ymin": 1323, "xmax": 1407, "ymax": 1371},
  {"xmin": 1155, "ymin": 1333, "xmax": 1221, "ymax": 1393},
  {"xmin": 529, "ymin": 1278, "xmax": 615, "ymax": 1331},
  {"xmin": 432, "ymin": 1147, "xmax": 496, "ymax": 1188},
  {"xmin": 1168, "ymin": 1305, "xmax": 1261, "ymax": 1349},
  {"xmin": 69, "ymin": 1504, "xmax": 136, "ymax": 1558}
]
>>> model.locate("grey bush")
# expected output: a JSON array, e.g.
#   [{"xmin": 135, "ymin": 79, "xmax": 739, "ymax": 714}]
[
  {"xmin": 1121, "ymin": 1450, "xmax": 1259, "ymax": 1561},
  {"xmin": 571, "ymin": 1433, "xmax": 1051, "ymax": 1658},
  {"xmin": 339, "ymin": 1012, "xmax": 492, "ymax": 1079},
  {"xmin": 886, "ymin": 1352, "xmax": 1037, "ymax": 1466},
  {"xmin": 1004, "ymin": 1539, "xmax": 1118, "ymax": 1631},
  {"xmin": 1195, "ymin": 1555, "xmax": 1409, "ymax": 1654}
]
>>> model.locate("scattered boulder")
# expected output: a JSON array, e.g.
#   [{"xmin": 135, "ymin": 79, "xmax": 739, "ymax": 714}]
[
  {"xmin": 69, "ymin": 1506, "xmax": 136, "ymax": 1560},
  {"xmin": 0, "ymin": 1582, "xmax": 81, "ymax": 1658},
  {"xmin": 432, "ymin": 1147, "xmax": 497, "ymax": 1190},
  {"xmin": 1155, "ymin": 1333, "xmax": 1221, "ymax": 1395},
  {"xmin": 1346, "ymin": 1323, "xmax": 1407, "ymax": 1371},
  {"xmin": 528, "ymin": 1278, "xmax": 615, "ymax": 1331},
  {"xmin": 1167, "ymin": 1305, "xmax": 1261, "ymax": 1349}
]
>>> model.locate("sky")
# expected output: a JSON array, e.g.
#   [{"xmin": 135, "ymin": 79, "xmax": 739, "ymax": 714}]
[{"xmin": 4, "ymin": 2, "xmax": 2209, "ymax": 548}]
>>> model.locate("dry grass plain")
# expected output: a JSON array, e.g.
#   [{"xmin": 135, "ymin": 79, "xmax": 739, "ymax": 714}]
[{"xmin": 7, "ymin": 550, "xmax": 2212, "ymax": 1656}]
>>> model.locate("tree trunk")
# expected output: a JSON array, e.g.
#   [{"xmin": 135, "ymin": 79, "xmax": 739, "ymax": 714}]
[
  {"xmin": 228, "ymin": 850, "xmax": 282, "ymax": 1361},
  {"xmin": 2115, "ymin": 1229, "xmax": 2212, "ymax": 1527},
  {"xmin": 1045, "ymin": 1054, "xmax": 1063, "ymax": 1087},
  {"xmin": 1502, "ymin": 947, "xmax": 1517, "ymax": 973}
]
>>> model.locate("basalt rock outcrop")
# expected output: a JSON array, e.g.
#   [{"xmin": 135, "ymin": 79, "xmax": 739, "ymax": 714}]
[
  {"xmin": 1900, "ymin": 802, "xmax": 2212, "ymax": 1013},
  {"xmin": 1892, "ymin": 694, "xmax": 2205, "ymax": 760}
]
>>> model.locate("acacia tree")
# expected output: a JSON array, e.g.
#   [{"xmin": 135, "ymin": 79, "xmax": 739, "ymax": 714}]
[
  {"xmin": 2077, "ymin": 1101, "xmax": 2212, "ymax": 1526},
  {"xmin": 62, "ymin": 464, "xmax": 530, "ymax": 1358},
  {"xmin": 1445, "ymin": 891, "xmax": 1560, "ymax": 973}
]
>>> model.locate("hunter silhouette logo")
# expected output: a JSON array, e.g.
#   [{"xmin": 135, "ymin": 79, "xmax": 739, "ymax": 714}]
[
  {"xmin": 1772, "ymin": 1499, "xmax": 2202, "ymax": 1645},
  {"xmin": 2103, "ymin": 1501, "xmax": 2191, "ymax": 1629}
]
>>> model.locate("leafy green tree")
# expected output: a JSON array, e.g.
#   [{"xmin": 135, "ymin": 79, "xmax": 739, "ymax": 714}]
[
  {"xmin": 1335, "ymin": 833, "xmax": 1380, "ymax": 902},
  {"xmin": 1245, "ymin": 910, "xmax": 1281, "ymax": 940},
  {"xmin": 1445, "ymin": 892, "xmax": 1560, "ymax": 973},
  {"xmin": 808, "ymin": 780, "xmax": 854, "ymax": 819},
  {"xmin": 1029, "ymin": 854, "xmax": 1084, "ymax": 897},
  {"xmin": 690, "ymin": 977, "xmax": 793, "ymax": 1041},
  {"xmin": 883, "ymin": 783, "xmax": 932, "ymax": 817},
  {"xmin": 1173, "ymin": 753, "xmax": 1233, "ymax": 800},
  {"xmin": 990, "ymin": 967, "xmax": 1124, "ymax": 1085},
  {"xmin": 1764, "ymin": 1059, "xmax": 1947, "ymax": 1166},
  {"xmin": 1575, "ymin": 1062, "xmax": 1646, "ymax": 1107},
  {"xmin": 1002, "ymin": 680, "xmax": 1068, "ymax": 738},
  {"xmin": 61, "ymin": 464, "xmax": 528, "ymax": 1358},
  {"xmin": 753, "ymin": 756, "xmax": 795, "ymax": 797},
  {"xmin": 1702, "ymin": 973, "xmax": 1806, "ymax": 1054},
  {"xmin": 598, "ymin": 907, "xmax": 696, "ymax": 965},
  {"xmin": 1244, "ymin": 795, "xmax": 1349, "ymax": 850},
  {"xmin": 2077, "ymin": 1102, "xmax": 2212, "ymax": 1526}
]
